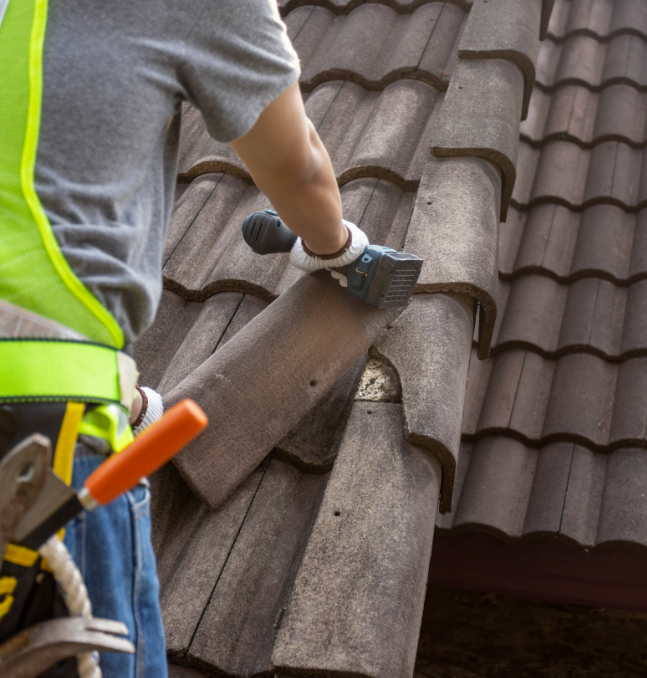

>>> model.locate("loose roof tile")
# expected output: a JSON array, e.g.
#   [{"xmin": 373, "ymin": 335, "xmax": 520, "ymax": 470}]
[
  {"xmin": 164, "ymin": 271, "xmax": 400, "ymax": 509},
  {"xmin": 374, "ymin": 293, "xmax": 474, "ymax": 513},
  {"xmin": 405, "ymin": 155, "xmax": 500, "ymax": 357},
  {"xmin": 286, "ymin": 3, "xmax": 465, "ymax": 91},
  {"xmin": 431, "ymin": 57, "xmax": 524, "ymax": 220},
  {"xmin": 275, "ymin": 355, "xmax": 368, "ymax": 471},
  {"xmin": 272, "ymin": 402, "xmax": 442, "ymax": 678},
  {"xmin": 458, "ymin": 0, "xmax": 542, "ymax": 120}
]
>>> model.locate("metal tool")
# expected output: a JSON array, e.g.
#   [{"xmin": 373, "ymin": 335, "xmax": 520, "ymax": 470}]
[
  {"xmin": 11, "ymin": 399, "xmax": 208, "ymax": 550},
  {"xmin": 241, "ymin": 209, "xmax": 423, "ymax": 308},
  {"xmin": 0, "ymin": 617, "xmax": 134, "ymax": 678},
  {"xmin": 0, "ymin": 435, "xmax": 50, "ymax": 558}
]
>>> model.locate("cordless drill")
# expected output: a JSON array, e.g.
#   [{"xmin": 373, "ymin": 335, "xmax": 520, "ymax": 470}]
[{"xmin": 242, "ymin": 209, "xmax": 422, "ymax": 309}]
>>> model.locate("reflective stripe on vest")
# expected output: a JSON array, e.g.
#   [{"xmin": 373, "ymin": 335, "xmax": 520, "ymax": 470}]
[{"xmin": 0, "ymin": 0, "xmax": 124, "ymax": 349}]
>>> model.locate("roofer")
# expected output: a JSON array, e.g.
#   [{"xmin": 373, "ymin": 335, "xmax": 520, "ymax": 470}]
[{"xmin": 0, "ymin": 0, "xmax": 421, "ymax": 676}]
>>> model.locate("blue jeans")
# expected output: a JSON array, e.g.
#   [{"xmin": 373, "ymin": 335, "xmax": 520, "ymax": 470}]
[{"xmin": 63, "ymin": 446, "xmax": 168, "ymax": 678}]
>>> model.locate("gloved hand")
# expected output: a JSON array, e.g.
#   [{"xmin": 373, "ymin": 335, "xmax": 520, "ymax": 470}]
[
  {"xmin": 131, "ymin": 386, "xmax": 164, "ymax": 435},
  {"xmin": 289, "ymin": 220, "xmax": 369, "ymax": 273}
]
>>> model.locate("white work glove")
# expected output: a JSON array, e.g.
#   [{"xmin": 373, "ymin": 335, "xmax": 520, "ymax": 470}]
[
  {"xmin": 132, "ymin": 386, "xmax": 164, "ymax": 435},
  {"xmin": 289, "ymin": 220, "xmax": 369, "ymax": 273}
]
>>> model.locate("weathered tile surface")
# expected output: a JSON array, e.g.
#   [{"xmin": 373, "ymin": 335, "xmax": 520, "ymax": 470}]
[
  {"xmin": 441, "ymin": 0, "xmax": 647, "ymax": 554},
  {"xmin": 134, "ymin": 0, "xmax": 647, "ymax": 674},
  {"xmin": 273, "ymin": 402, "xmax": 442, "ymax": 678}
]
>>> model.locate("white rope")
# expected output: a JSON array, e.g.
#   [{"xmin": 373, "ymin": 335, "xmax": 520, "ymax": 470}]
[{"xmin": 39, "ymin": 536, "xmax": 102, "ymax": 678}]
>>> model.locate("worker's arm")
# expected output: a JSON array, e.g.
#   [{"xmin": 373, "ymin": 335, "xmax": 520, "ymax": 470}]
[{"xmin": 229, "ymin": 82, "xmax": 347, "ymax": 256}]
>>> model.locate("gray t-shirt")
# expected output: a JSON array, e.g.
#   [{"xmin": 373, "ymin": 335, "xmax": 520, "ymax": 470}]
[{"xmin": 36, "ymin": 0, "xmax": 300, "ymax": 346}]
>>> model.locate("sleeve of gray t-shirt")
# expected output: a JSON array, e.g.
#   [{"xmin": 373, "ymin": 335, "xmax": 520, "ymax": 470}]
[{"xmin": 180, "ymin": 0, "xmax": 301, "ymax": 142}]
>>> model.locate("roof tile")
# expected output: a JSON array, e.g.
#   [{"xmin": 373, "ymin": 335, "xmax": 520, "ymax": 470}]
[
  {"xmin": 431, "ymin": 58, "xmax": 524, "ymax": 220},
  {"xmin": 508, "ymin": 350, "xmax": 555, "ymax": 438},
  {"xmin": 275, "ymin": 354, "xmax": 368, "ymax": 470},
  {"xmin": 164, "ymin": 175, "xmax": 417, "ymax": 303},
  {"xmin": 558, "ymin": 444, "xmax": 606, "ymax": 546},
  {"xmin": 179, "ymin": 80, "xmax": 444, "ymax": 189},
  {"xmin": 452, "ymin": 436, "xmax": 538, "ymax": 538},
  {"xmin": 522, "ymin": 442, "xmax": 575, "ymax": 535},
  {"xmin": 619, "ymin": 280, "xmax": 647, "ymax": 355},
  {"xmin": 609, "ymin": 0, "xmax": 647, "ymax": 39},
  {"xmin": 134, "ymin": 290, "xmax": 203, "ymax": 391},
  {"xmin": 512, "ymin": 204, "xmax": 579, "ymax": 280},
  {"xmin": 536, "ymin": 33, "xmax": 647, "ymax": 90},
  {"xmin": 155, "ymin": 292, "xmax": 244, "ymax": 396},
  {"xmin": 608, "ymin": 359, "xmax": 647, "ymax": 443},
  {"xmin": 563, "ymin": 0, "xmax": 613, "ymax": 40},
  {"xmin": 288, "ymin": 3, "xmax": 465, "ymax": 91},
  {"xmin": 556, "ymin": 278, "xmax": 625, "ymax": 357},
  {"xmin": 597, "ymin": 448, "xmax": 647, "ymax": 546},
  {"xmin": 458, "ymin": 0, "xmax": 542, "ymax": 119},
  {"xmin": 496, "ymin": 274, "xmax": 568, "ymax": 353},
  {"xmin": 375, "ymin": 293, "xmax": 474, "ymax": 512},
  {"xmin": 188, "ymin": 460, "xmax": 327, "ymax": 677},
  {"xmin": 522, "ymin": 85, "xmax": 599, "ymax": 146},
  {"xmin": 165, "ymin": 271, "xmax": 400, "ymax": 509},
  {"xmin": 280, "ymin": 0, "xmax": 472, "ymax": 15},
  {"xmin": 272, "ymin": 402, "xmax": 441, "ymax": 678},
  {"xmin": 151, "ymin": 461, "xmax": 266, "ymax": 656},
  {"xmin": 406, "ymin": 156, "xmax": 499, "ymax": 357},
  {"xmin": 542, "ymin": 353, "xmax": 616, "ymax": 445}
]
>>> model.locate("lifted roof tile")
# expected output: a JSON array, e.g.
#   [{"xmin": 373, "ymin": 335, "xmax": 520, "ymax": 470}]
[{"xmin": 164, "ymin": 271, "xmax": 400, "ymax": 509}]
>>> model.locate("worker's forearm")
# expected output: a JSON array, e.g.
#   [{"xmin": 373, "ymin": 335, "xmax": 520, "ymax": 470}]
[
  {"xmin": 247, "ymin": 121, "xmax": 346, "ymax": 255},
  {"xmin": 229, "ymin": 83, "xmax": 348, "ymax": 255}
]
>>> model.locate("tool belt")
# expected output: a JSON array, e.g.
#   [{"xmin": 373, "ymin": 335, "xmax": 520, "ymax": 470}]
[{"xmin": 0, "ymin": 339, "xmax": 139, "ymax": 677}]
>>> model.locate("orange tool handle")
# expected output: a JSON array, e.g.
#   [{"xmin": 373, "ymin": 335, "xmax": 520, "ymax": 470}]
[{"xmin": 85, "ymin": 399, "xmax": 208, "ymax": 505}]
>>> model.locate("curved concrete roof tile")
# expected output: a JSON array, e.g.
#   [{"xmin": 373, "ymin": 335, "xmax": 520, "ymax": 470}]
[
  {"xmin": 547, "ymin": 0, "xmax": 647, "ymax": 42},
  {"xmin": 521, "ymin": 84, "xmax": 647, "ymax": 149},
  {"xmin": 485, "ymin": 273, "xmax": 647, "ymax": 361},
  {"xmin": 513, "ymin": 138, "xmax": 647, "ymax": 211},
  {"xmin": 436, "ymin": 438, "xmax": 647, "ymax": 551},
  {"xmin": 287, "ymin": 3, "xmax": 465, "ymax": 92},
  {"xmin": 279, "ymin": 0, "xmax": 471, "ymax": 16},
  {"xmin": 272, "ymin": 402, "xmax": 442, "ymax": 678},
  {"xmin": 536, "ymin": 33, "xmax": 647, "ymax": 91},
  {"xmin": 458, "ymin": 0, "xmax": 542, "ymax": 120},
  {"xmin": 177, "ymin": 80, "xmax": 444, "ymax": 189},
  {"xmin": 431, "ymin": 58, "xmax": 524, "ymax": 221}
]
